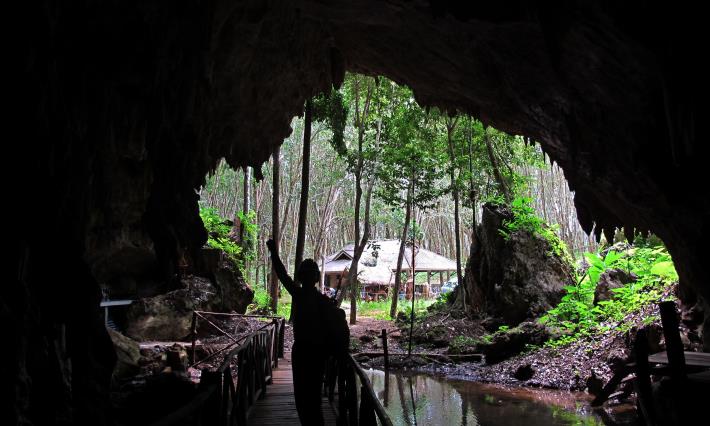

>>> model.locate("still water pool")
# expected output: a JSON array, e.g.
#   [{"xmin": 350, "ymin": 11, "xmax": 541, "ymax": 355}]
[{"xmin": 364, "ymin": 369, "xmax": 638, "ymax": 426}]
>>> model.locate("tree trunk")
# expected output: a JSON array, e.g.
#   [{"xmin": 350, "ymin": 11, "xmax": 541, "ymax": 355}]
[
  {"xmin": 389, "ymin": 187, "xmax": 412, "ymax": 318},
  {"xmin": 483, "ymin": 126, "xmax": 511, "ymax": 203},
  {"xmin": 270, "ymin": 147, "xmax": 281, "ymax": 313},
  {"xmin": 294, "ymin": 99, "xmax": 312, "ymax": 277},
  {"xmin": 446, "ymin": 117, "xmax": 465, "ymax": 309},
  {"xmin": 241, "ymin": 166, "xmax": 252, "ymax": 277},
  {"xmin": 467, "ymin": 118, "xmax": 477, "ymax": 231},
  {"xmin": 337, "ymin": 77, "xmax": 375, "ymax": 324}
]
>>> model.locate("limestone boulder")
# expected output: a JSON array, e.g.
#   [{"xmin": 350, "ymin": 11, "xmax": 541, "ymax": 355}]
[
  {"xmin": 125, "ymin": 269, "xmax": 253, "ymax": 341},
  {"xmin": 462, "ymin": 203, "xmax": 575, "ymax": 325},
  {"xmin": 107, "ymin": 329, "xmax": 141, "ymax": 380},
  {"xmin": 593, "ymin": 268, "xmax": 637, "ymax": 305}
]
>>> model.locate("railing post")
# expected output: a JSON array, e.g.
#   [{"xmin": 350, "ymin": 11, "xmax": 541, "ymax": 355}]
[
  {"xmin": 634, "ymin": 328, "xmax": 656, "ymax": 424},
  {"xmin": 278, "ymin": 318, "xmax": 286, "ymax": 358},
  {"xmin": 235, "ymin": 351, "xmax": 247, "ymax": 426},
  {"xmin": 359, "ymin": 385, "xmax": 377, "ymax": 426},
  {"xmin": 248, "ymin": 338, "xmax": 256, "ymax": 406},
  {"xmin": 200, "ymin": 369, "xmax": 222, "ymax": 426},
  {"xmin": 346, "ymin": 362, "xmax": 358, "ymax": 426},
  {"xmin": 265, "ymin": 329, "xmax": 274, "ymax": 385},
  {"xmin": 272, "ymin": 318, "xmax": 280, "ymax": 368},
  {"xmin": 337, "ymin": 359, "xmax": 348, "ymax": 424},
  {"xmin": 190, "ymin": 312, "xmax": 198, "ymax": 364},
  {"xmin": 221, "ymin": 368, "xmax": 231, "ymax": 426}
]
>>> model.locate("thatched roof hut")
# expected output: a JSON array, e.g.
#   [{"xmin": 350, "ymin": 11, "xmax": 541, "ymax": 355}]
[{"xmin": 322, "ymin": 240, "xmax": 457, "ymax": 298}]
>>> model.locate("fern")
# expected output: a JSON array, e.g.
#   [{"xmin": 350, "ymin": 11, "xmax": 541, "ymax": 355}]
[
  {"xmin": 498, "ymin": 197, "xmax": 573, "ymax": 262},
  {"xmin": 540, "ymin": 244, "xmax": 677, "ymax": 348}
]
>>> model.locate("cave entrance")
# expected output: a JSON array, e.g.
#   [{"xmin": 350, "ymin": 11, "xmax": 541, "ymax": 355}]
[
  {"xmin": 198, "ymin": 73, "xmax": 599, "ymax": 317},
  {"xmin": 192, "ymin": 73, "xmax": 693, "ymax": 424}
]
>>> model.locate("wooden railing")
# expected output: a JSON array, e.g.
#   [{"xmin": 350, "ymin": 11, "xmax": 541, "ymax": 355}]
[
  {"xmin": 151, "ymin": 311, "xmax": 391, "ymax": 425},
  {"xmin": 325, "ymin": 354, "xmax": 393, "ymax": 426},
  {"xmin": 150, "ymin": 313, "xmax": 286, "ymax": 426}
]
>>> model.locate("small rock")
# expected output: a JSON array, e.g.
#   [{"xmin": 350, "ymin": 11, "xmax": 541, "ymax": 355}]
[
  {"xmin": 513, "ymin": 364, "xmax": 535, "ymax": 381},
  {"xmin": 586, "ymin": 372, "xmax": 604, "ymax": 396},
  {"xmin": 359, "ymin": 334, "xmax": 374, "ymax": 343},
  {"xmin": 594, "ymin": 269, "xmax": 637, "ymax": 305},
  {"xmin": 108, "ymin": 328, "xmax": 141, "ymax": 380},
  {"xmin": 355, "ymin": 355, "xmax": 371, "ymax": 363}
]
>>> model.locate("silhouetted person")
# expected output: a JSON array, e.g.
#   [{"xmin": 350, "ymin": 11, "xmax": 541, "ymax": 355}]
[{"xmin": 266, "ymin": 239, "xmax": 328, "ymax": 425}]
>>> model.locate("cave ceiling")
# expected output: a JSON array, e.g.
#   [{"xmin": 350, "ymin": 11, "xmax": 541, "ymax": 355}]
[{"xmin": 18, "ymin": 0, "xmax": 706, "ymax": 297}]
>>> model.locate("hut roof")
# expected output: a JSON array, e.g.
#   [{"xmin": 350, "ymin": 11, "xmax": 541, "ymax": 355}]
[{"xmin": 323, "ymin": 239, "xmax": 457, "ymax": 285}]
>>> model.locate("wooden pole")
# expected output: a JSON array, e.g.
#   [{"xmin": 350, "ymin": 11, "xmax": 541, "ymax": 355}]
[
  {"xmin": 659, "ymin": 301, "xmax": 686, "ymax": 381},
  {"xmin": 190, "ymin": 312, "xmax": 198, "ymax": 363},
  {"xmin": 382, "ymin": 329, "xmax": 389, "ymax": 371},
  {"xmin": 427, "ymin": 270, "xmax": 431, "ymax": 298}
]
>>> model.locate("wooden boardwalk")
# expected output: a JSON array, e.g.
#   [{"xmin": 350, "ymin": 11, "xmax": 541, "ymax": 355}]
[{"xmin": 247, "ymin": 351, "xmax": 338, "ymax": 425}]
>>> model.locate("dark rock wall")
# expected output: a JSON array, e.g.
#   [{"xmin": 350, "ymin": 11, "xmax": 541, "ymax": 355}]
[{"xmin": 8, "ymin": 0, "xmax": 706, "ymax": 423}]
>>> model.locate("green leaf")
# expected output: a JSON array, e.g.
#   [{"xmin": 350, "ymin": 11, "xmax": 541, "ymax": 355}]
[
  {"xmin": 584, "ymin": 252, "xmax": 605, "ymax": 270},
  {"xmin": 604, "ymin": 250, "xmax": 621, "ymax": 266},
  {"xmin": 650, "ymin": 261, "xmax": 677, "ymax": 279}
]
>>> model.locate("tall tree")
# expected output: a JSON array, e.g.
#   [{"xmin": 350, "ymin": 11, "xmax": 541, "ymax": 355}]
[
  {"xmin": 270, "ymin": 148, "xmax": 281, "ymax": 313},
  {"xmin": 240, "ymin": 166, "xmax": 252, "ymax": 276},
  {"xmin": 390, "ymin": 185, "xmax": 412, "ymax": 318},
  {"xmin": 377, "ymin": 86, "xmax": 447, "ymax": 318},
  {"xmin": 334, "ymin": 75, "xmax": 378, "ymax": 325},
  {"xmin": 467, "ymin": 117, "xmax": 477, "ymax": 231},
  {"xmin": 445, "ymin": 115, "xmax": 464, "ymax": 308},
  {"xmin": 484, "ymin": 126, "xmax": 512, "ymax": 203},
  {"xmin": 294, "ymin": 99, "xmax": 313, "ymax": 277}
]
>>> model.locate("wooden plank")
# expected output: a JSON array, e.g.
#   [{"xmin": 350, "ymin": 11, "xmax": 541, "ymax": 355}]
[
  {"xmin": 100, "ymin": 299, "xmax": 133, "ymax": 307},
  {"xmin": 648, "ymin": 351, "xmax": 710, "ymax": 368},
  {"xmin": 248, "ymin": 351, "xmax": 337, "ymax": 425}
]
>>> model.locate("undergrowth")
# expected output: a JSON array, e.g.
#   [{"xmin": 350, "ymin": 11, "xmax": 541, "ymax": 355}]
[
  {"xmin": 357, "ymin": 299, "xmax": 434, "ymax": 320},
  {"xmin": 498, "ymin": 197, "xmax": 573, "ymax": 264},
  {"xmin": 540, "ymin": 242, "xmax": 677, "ymax": 348},
  {"xmin": 199, "ymin": 207, "xmax": 258, "ymax": 271}
]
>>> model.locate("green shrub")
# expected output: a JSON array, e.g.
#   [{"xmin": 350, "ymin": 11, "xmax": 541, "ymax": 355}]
[
  {"xmin": 276, "ymin": 302, "xmax": 291, "ymax": 320},
  {"xmin": 449, "ymin": 335, "xmax": 478, "ymax": 354},
  {"xmin": 199, "ymin": 207, "xmax": 259, "ymax": 272},
  {"xmin": 247, "ymin": 287, "xmax": 272, "ymax": 314},
  {"xmin": 540, "ymin": 244, "xmax": 677, "ymax": 347},
  {"xmin": 498, "ymin": 197, "xmax": 572, "ymax": 262}
]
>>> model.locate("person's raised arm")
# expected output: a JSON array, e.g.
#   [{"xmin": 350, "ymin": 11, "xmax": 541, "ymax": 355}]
[{"xmin": 266, "ymin": 239, "xmax": 296, "ymax": 295}]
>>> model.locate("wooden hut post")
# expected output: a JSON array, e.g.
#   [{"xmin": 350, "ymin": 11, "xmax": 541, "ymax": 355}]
[
  {"xmin": 426, "ymin": 271, "xmax": 431, "ymax": 298},
  {"xmin": 320, "ymin": 255, "xmax": 326, "ymax": 293},
  {"xmin": 439, "ymin": 271, "xmax": 444, "ymax": 285}
]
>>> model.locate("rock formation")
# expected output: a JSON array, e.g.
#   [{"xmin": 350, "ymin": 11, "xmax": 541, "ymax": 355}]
[
  {"xmin": 10, "ymin": 1, "xmax": 707, "ymax": 423},
  {"xmin": 107, "ymin": 329, "xmax": 141, "ymax": 380},
  {"xmin": 126, "ymin": 265, "xmax": 253, "ymax": 341},
  {"xmin": 593, "ymin": 269, "xmax": 637, "ymax": 305},
  {"xmin": 464, "ymin": 203, "xmax": 574, "ymax": 325}
]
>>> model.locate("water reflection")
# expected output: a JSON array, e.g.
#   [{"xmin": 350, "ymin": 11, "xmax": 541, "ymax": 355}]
[{"xmin": 365, "ymin": 369, "xmax": 637, "ymax": 426}]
